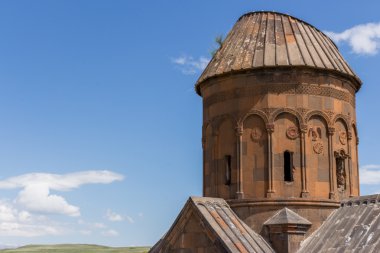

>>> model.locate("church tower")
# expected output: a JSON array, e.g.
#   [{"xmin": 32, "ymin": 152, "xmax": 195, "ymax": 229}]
[
  {"xmin": 150, "ymin": 11, "xmax": 378, "ymax": 253},
  {"xmin": 197, "ymin": 11, "xmax": 361, "ymax": 234}
]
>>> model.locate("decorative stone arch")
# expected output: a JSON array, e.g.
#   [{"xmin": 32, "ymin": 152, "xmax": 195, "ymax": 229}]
[
  {"xmin": 270, "ymin": 108, "xmax": 305, "ymax": 126},
  {"xmin": 211, "ymin": 114, "xmax": 238, "ymax": 134},
  {"xmin": 351, "ymin": 122, "xmax": 359, "ymax": 145},
  {"xmin": 351, "ymin": 122, "xmax": 358, "ymax": 137},
  {"xmin": 239, "ymin": 109, "xmax": 269, "ymax": 127},
  {"xmin": 305, "ymin": 110, "xmax": 331, "ymax": 127},
  {"xmin": 333, "ymin": 114, "xmax": 351, "ymax": 131},
  {"xmin": 202, "ymin": 121, "xmax": 211, "ymax": 136}
]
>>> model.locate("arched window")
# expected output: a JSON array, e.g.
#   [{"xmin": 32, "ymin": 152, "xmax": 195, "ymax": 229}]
[
  {"xmin": 334, "ymin": 150, "xmax": 348, "ymax": 190},
  {"xmin": 284, "ymin": 151, "xmax": 294, "ymax": 182},
  {"xmin": 224, "ymin": 155, "xmax": 231, "ymax": 185}
]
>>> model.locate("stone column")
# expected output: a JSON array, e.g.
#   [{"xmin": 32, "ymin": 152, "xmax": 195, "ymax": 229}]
[
  {"xmin": 236, "ymin": 126, "xmax": 244, "ymax": 199},
  {"xmin": 300, "ymin": 124, "xmax": 309, "ymax": 198},
  {"xmin": 328, "ymin": 127, "xmax": 335, "ymax": 199},
  {"xmin": 212, "ymin": 129, "xmax": 219, "ymax": 197},
  {"xmin": 356, "ymin": 137, "xmax": 360, "ymax": 196},
  {"xmin": 347, "ymin": 131, "xmax": 354, "ymax": 197},
  {"xmin": 202, "ymin": 136, "xmax": 206, "ymax": 197},
  {"xmin": 266, "ymin": 124, "xmax": 275, "ymax": 198}
]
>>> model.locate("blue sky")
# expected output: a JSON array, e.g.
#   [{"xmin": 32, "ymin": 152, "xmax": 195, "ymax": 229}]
[{"xmin": 0, "ymin": 0, "xmax": 379, "ymax": 248}]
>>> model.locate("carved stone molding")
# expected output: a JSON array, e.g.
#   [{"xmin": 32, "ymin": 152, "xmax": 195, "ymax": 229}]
[
  {"xmin": 334, "ymin": 150, "xmax": 349, "ymax": 191},
  {"xmin": 313, "ymin": 142, "xmax": 324, "ymax": 154},
  {"xmin": 296, "ymin": 108, "xmax": 309, "ymax": 118},
  {"xmin": 339, "ymin": 131, "xmax": 347, "ymax": 145},
  {"xmin": 328, "ymin": 127, "xmax": 335, "ymax": 136},
  {"xmin": 271, "ymin": 108, "xmax": 305, "ymax": 126},
  {"xmin": 251, "ymin": 127, "xmax": 263, "ymax": 142},
  {"xmin": 309, "ymin": 126, "xmax": 324, "ymax": 154},
  {"xmin": 235, "ymin": 126, "xmax": 243, "ymax": 136},
  {"xmin": 263, "ymin": 108, "xmax": 277, "ymax": 118},
  {"xmin": 300, "ymin": 124, "xmax": 308, "ymax": 133},
  {"xmin": 333, "ymin": 114, "xmax": 351, "ymax": 130},
  {"xmin": 203, "ymin": 83, "xmax": 355, "ymax": 107},
  {"xmin": 266, "ymin": 124, "xmax": 275, "ymax": 133},
  {"xmin": 347, "ymin": 131, "xmax": 353, "ymax": 140},
  {"xmin": 324, "ymin": 110, "xmax": 335, "ymax": 121},
  {"xmin": 240, "ymin": 109, "xmax": 269, "ymax": 125},
  {"xmin": 305, "ymin": 110, "xmax": 331, "ymax": 126},
  {"xmin": 309, "ymin": 127, "xmax": 322, "ymax": 141},
  {"xmin": 286, "ymin": 126, "xmax": 299, "ymax": 140}
]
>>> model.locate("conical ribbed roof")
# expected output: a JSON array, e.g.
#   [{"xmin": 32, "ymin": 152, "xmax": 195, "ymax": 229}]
[{"xmin": 196, "ymin": 11, "xmax": 361, "ymax": 94}]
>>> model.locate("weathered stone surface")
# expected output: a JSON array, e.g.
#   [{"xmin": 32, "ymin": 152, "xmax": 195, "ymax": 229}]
[
  {"xmin": 198, "ymin": 10, "xmax": 362, "ymax": 253},
  {"xmin": 264, "ymin": 208, "xmax": 311, "ymax": 253},
  {"xmin": 196, "ymin": 12, "xmax": 361, "ymax": 92},
  {"xmin": 298, "ymin": 195, "xmax": 380, "ymax": 253},
  {"xmin": 150, "ymin": 197, "xmax": 275, "ymax": 253},
  {"xmin": 151, "ymin": 10, "xmax": 371, "ymax": 253},
  {"xmin": 264, "ymin": 208, "xmax": 312, "ymax": 226}
]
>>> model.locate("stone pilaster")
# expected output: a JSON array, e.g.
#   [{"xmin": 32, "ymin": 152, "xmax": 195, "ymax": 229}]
[
  {"xmin": 236, "ymin": 126, "xmax": 244, "ymax": 199},
  {"xmin": 266, "ymin": 124, "xmax": 275, "ymax": 198}
]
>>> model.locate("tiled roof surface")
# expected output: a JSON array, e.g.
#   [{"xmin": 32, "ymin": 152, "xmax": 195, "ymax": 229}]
[
  {"xmin": 196, "ymin": 11, "xmax": 361, "ymax": 92},
  {"xmin": 298, "ymin": 194, "xmax": 380, "ymax": 253},
  {"xmin": 193, "ymin": 197, "xmax": 274, "ymax": 253},
  {"xmin": 150, "ymin": 197, "xmax": 275, "ymax": 253}
]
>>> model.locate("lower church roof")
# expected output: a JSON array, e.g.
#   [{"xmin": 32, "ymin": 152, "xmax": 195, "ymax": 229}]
[
  {"xmin": 149, "ymin": 197, "xmax": 275, "ymax": 253},
  {"xmin": 150, "ymin": 194, "xmax": 380, "ymax": 252},
  {"xmin": 299, "ymin": 194, "xmax": 380, "ymax": 253}
]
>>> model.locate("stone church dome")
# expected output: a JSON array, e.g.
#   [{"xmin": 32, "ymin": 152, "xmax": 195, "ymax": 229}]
[
  {"xmin": 196, "ymin": 11, "xmax": 361, "ymax": 94},
  {"xmin": 150, "ymin": 11, "xmax": 380, "ymax": 253}
]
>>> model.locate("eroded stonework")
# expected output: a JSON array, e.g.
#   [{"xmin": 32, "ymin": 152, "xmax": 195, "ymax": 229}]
[
  {"xmin": 197, "ymin": 11, "xmax": 362, "ymax": 252},
  {"xmin": 150, "ymin": 11, "xmax": 371, "ymax": 253}
]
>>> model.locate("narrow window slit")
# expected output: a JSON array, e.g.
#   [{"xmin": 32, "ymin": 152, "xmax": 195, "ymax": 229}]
[
  {"xmin": 225, "ymin": 155, "xmax": 231, "ymax": 185},
  {"xmin": 284, "ymin": 151, "xmax": 294, "ymax": 182}
]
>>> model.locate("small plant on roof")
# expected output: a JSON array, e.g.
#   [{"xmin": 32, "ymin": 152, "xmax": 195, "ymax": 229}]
[{"xmin": 211, "ymin": 34, "xmax": 224, "ymax": 56}]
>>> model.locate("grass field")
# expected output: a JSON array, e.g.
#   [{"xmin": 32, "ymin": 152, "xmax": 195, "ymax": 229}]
[{"xmin": 0, "ymin": 244, "xmax": 150, "ymax": 253}]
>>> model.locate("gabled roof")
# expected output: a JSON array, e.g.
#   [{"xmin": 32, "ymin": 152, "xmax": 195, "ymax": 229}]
[
  {"xmin": 298, "ymin": 194, "xmax": 380, "ymax": 253},
  {"xmin": 264, "ymin": 207, "xmax": 312, "ymax": 226},
  {"xmin": 196, "ymin": 11, "xmax": 361, "ymax": 94},
  {"xmin": 150, "ymin": 197, "xmax": 275, "ymax": 253}
]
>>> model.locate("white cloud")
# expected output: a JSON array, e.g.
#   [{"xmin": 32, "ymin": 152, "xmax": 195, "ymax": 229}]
[
  {"xmin": 0, "ymin": 170, "xmax": 124, "ymax": 191},
  {"xmin": 0, "ymin": 222, "xmax": 62, "ymax": 237},
  {"xmin": 102, "ymin": 229, "xmax": 119, "ymax": 237},
  {"xmin": 17, "ymin": 185, "xmax": 80, "ymax": 217},
  {"xmin": 360, "ymin": 164, "xmax": 380, "ymax": 184},
  {"xmin": 0, "ymin": 200, "xmax": 64, "ymax": 237},
  {"xmin": 138, "ymin": 212, "xmax": 143, "ymax": 218},
  {"xmin": 172, "ymin": 55, "xmax": 210, "ymax": 75},
  {"xmin": 106, "ymin": 209, "xmax": 124, "ymax": 222},
  {"xmin": 325, "ymin": 22, "xmax": 380, "ymax": 55},
  {"xmin": 0, "ymin": 171, "xmax": 123, "ymax": 217},
  {"xmin": 0, "ymin": 169, "xmax": 125, "ymax": 238}
]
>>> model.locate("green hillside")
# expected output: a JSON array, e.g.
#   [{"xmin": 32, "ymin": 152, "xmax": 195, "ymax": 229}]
[{"xmin": 0, "ymin": 244, "xmax": 150, "ymax": 253}]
